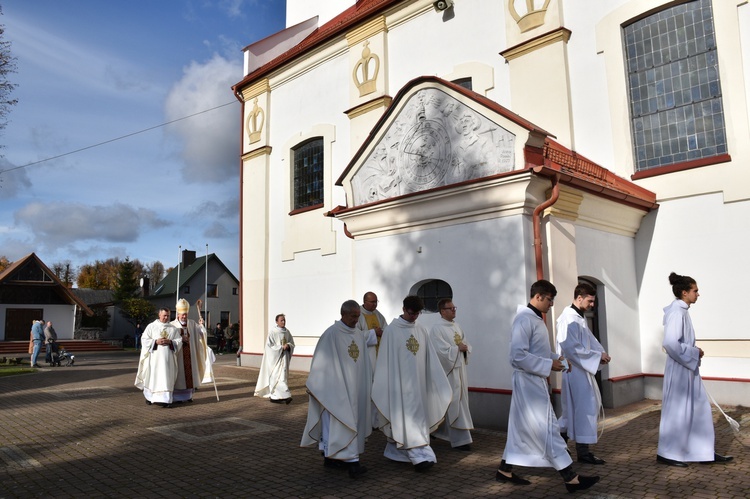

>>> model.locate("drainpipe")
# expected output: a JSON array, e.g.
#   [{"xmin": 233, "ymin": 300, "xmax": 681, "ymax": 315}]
[{"xmin": 532, "ymin": 172, "xmax": 560, "ymax": 281}]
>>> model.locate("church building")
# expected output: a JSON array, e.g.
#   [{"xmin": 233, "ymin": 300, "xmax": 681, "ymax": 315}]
[{"xmin": 233, "ymin": 0, "xmax": 750, "ymax": 427}]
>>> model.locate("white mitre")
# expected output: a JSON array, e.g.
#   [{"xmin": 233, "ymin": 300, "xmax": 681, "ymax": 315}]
[{"xmin": 176, "ymin": 298, "xmax": 190, "ymax": 314}]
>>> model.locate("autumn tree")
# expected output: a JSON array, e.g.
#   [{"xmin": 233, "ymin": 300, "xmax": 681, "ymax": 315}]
[
  {"xmin": 144, "ymin": 260, "xmax": 166, "ymax": 290},
  {"xmin": 0, "ymin": 255, "xmax": 10, "ymax": 272}
]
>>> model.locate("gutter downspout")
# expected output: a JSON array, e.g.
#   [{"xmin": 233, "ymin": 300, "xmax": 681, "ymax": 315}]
[{"xmin": 531, "ymin": 171, "xmax": 560, "ymax": 281}]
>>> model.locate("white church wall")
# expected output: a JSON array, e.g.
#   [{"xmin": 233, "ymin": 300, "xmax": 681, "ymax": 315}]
[{"xmin": 385, "ymin": 1, "xmax": 508, "ymax": 101}]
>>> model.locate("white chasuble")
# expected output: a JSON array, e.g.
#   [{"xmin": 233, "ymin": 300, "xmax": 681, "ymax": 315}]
[
  {"xmin": 255, "ymin": 326, "xmax": 295, "ymax": 400},
  {"xmin": 301, "ymin": 321, "xmax": 372, "ymax": 460},
  {"xmin": 429, "ymin": 318, "xmax": 474, "ymax": 436},
  {"xmin": 372, "ymin": 317, "xmax": 451, "ymax": 450},
  {"xmin": 135, "ymin": 319, "xmax": 182, "ymax": 403}
]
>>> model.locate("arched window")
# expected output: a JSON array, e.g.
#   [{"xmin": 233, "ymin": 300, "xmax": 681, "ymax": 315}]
[
  {"xmin": 623, "ymin": 0, "xmax": 726, "ymax": 171},
  {"xmin": 415, "ymin": 279, "xmax": 452, "ymax": 313},
  {"xmin": 292, "ymin": 137, "xmax": 324, "ymax": 210}
]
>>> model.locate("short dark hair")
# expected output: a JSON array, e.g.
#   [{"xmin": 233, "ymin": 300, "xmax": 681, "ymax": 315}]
[
  {"xmin": 530, "ymin": 280, "xmax": 557, "ymax": 299},
  {"xmin": 403, "ymin": 295, "xmax": 424, "ymax": 313},
  {"xmin": 669, "ymin": 272, "xmax": 696, "ymax": 298},
  {"xmin": 275, "ymin": 313, "xmax": 285, "ymax": 322},
  {"xmin": 159, "ymin": 307, "xmax": 170, "ymax": 314},
  {"xmin": 341, "ymin": 300, "xmax": 360, "ymax": 316},
  {"xmin": 437, "ymin": 298, "xmax": 453, "ymax": 311},
  {"xmin": 574, "ymin": 282, "xmax": 596, "ymax": 299}
]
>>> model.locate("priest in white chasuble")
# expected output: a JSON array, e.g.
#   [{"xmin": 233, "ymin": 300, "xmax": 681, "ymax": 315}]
[
  {"xmin": 255, "ymin": 313, "xmax": 295, "ymax": 403},
  {"xmin": 301, "ymin": 300, "xmax": 371, "ymax": 478},
  {"xmin": 372, "ymin": 295, "xmax": 451, "ymax": 472},
  {"xmin": 171, "ymin": 299, "xmax": 209, "ymax": 403},
  {"xmin": 135, "ymin": 308, "xmax": 182, "ymax": 408},
  {"xmin": 356, "ymin": 291, "xmax": 388, "ymax": 368},
  {"xmin": 429, "ymin": 298, "xmax": 474, "ymax": 450}
]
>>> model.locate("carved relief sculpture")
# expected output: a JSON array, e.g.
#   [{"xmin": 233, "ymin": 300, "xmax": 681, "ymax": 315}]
[
  {"xmin": 353, "ymin": 40, "xmax": 380, "ymax": 97},
  {"xmin": 246, "ymin": 97, "xmax": 265, "ymax": 144},
  {"xmin": 350, "ymin": 88, "xmax": 516, "ymax": 206},
  {"xmin": 508, "ymin": 0, "xmax": 551, "ymax": 33}
]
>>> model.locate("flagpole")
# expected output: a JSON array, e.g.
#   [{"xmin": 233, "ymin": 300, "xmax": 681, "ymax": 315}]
[
  {"xmin": 176, "ymin": 245, "xmax": 182, "ymax": 302},
  {"xmin": 206, "ymin": 243, "xmax": 219, "ymax": 401}
]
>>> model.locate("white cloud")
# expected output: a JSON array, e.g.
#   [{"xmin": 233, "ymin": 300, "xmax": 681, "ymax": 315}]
[
  {"xmin": 164, "ymin": 55, "xmax": 241, "ymax": 183},
  {"xmin": 14, "ymin": 201, "xmax": 170, "ymax": 246}
]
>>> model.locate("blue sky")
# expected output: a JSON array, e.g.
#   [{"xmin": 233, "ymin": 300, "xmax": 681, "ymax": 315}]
[{"xmin": 0, "ymin": 0, "xmax": 287, "ymax": 280}]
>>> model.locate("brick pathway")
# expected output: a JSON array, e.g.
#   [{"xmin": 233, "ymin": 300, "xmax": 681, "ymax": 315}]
[{"xmin": 0, "ymin": 352, "xmax": 747, "ymax": 498}]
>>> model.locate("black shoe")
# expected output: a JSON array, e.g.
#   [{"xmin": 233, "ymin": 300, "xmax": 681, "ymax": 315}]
[
  {"xmin": 656, "ymin": 455, "xmax": 688, "ymax": 467},
  {"xmin": 323, "ymin": 458, "xmax": 347, "ymax": 470},
  {"xmin": 577, "ymin": 453, "xmax": 606, "ymax": 465},
  {"xmin": 187, "ymin": 399, "xmax": 193, "ymax": 403},
  {"xmin": 285, "ymin": 398, "xmax": 292, "ymax": 405},
  {"xmin": 270, "ymin": 398, "xmax": 284, "ymax": 404},
  {"xmin": 348, "ymin": 461, "xmax": 368, "ymax": 478},
  {"xmin": 495, "ymin": 470, "xmax": 530, "ymax": 485},
  {"xmin": 31, "ymin": 364, "xmax": 41, "ymax": 368},
  {"xmin": 414, "ymin": 461, "xmax": 434, "ymax": 472},
  {"xmin": 161, "ymin": 403, "xmax": 172, "ymax": 409},
  {"xmin": 565, "ymin": 475, "xmax": 600, "ymax": 493},
  {"xmin": 454, "ymin": 444, "xmax": 471, "ymax": 451},
  {"xmin": 700, "ymin": 453, "xmax": 734, "ymax": 464},
  {"xmin": 145, "ymin": 400, "xmax": 152, "ymax": 405}
]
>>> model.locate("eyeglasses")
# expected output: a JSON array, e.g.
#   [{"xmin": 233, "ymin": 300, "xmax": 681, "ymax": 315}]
[
  {"xmin": 442, "ymin": 307, "xmax": 457, "ymax": 311},
  {"xmin": 404, "ymin": 309, "xmax": 422, "ymax": 317},
  {"xmin": 541, "ymin": 295, "xmax": 554, "ymax": 303}
]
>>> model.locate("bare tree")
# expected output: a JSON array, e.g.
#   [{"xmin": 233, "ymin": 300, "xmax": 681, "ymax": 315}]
[{"xmin": 0, "ymin": 7, "xmax": 18, "ymax": 142}]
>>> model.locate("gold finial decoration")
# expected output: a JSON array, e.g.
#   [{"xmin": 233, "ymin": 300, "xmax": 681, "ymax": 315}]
[
  {"xmin": 454, "ymin": 331, "xmax": 462, "ymax": 345},
  {"xmin": 406, "ymin": 334, "xmax": 420, "ymax": 356},
  {"xmin": 353, "ymin": 40, "xmax": 380, "ymax": 97},
  {"xmin": 508, "ymin": 0, "xmax": 551, "ymax": 33},
  {"xmin": 246, "ymin": 97, "xmax": 265, "ymax": 143},
  {"xmin": 348, "ymin": 340, "xmax": 360, "ymax": 361}
]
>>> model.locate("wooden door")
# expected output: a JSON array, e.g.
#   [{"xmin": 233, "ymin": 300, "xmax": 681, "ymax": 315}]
[{"xmin": 4, "ymin": 308, "xmax": 44, "ymax": 341}]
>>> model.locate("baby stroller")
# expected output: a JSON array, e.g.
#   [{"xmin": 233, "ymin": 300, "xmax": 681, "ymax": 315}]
[{"xmin": 56, "ymin": 346, "xmax": 75, "ymax": 367}]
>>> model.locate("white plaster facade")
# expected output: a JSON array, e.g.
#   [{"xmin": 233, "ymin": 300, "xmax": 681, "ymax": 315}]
[{"xmin": 234, "ymin": 0, "xmax": 750, "ymax": 427}]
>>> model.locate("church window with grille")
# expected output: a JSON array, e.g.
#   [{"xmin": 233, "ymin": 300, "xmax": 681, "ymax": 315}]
[{"xmin": 293, "ymin": 138, "xmax": 324, "ymax": 210}]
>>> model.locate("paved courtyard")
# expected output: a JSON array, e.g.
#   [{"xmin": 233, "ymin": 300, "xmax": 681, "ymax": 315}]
[{"xmin": 0, "ymin": 351, "xmax": 747, "ymax": 498}]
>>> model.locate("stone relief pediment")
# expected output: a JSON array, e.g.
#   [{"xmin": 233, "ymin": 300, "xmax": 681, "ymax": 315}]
[{"xmin": 350, "ymin": 88, "xmax": 515, "ymax": 206}]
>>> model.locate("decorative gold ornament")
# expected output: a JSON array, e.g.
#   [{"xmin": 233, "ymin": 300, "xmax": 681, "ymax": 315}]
[
  {"xmin": 246, "ymin": 97, "xmax": 265, "ymax": 143},
  {"xmin": 348, "ymin": 340, "xmax": 360, "ymax": 361},
  {"xmin": 406, "ymin": 334, "xmax": 420, "ymax": 356},
  {"xmin": 508, "ymin": 0, "xmax": 551, "ymax": 33},
  {"xmin": 454, "ymin": 331, "xmax": 462, "ymax": 345}
]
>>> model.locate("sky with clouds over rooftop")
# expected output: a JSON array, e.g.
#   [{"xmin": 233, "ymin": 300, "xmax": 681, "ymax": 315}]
[{"xmin": 0, "ymin": 0, "xmax": 286, "ymax": 279}]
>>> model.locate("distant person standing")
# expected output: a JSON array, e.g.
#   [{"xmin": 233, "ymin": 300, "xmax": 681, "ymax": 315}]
[
  {"xmin": 134, "ymin": 322, "xmax": 143, "ymax": 350},
  {"xmin": 44, "ymin": 321, "xmax": 60, "ymax": 366},
  {"xmin": 255, "ymin": 314, "xmax": 295, "ymax": 404},
  {"xmin": 30, "ymin": 319, "xmax": 44, "ymax": 368},
  {"xmin": 656, "ymin": 272, "xmax": 733, "ymax": 467},
  {"xmin": 214, "ymin": 323, "xmax": 225, "ymax": 354},
  {"xmin": 171, "ymin": 299, "xmax": 209, "ymax": 403}
]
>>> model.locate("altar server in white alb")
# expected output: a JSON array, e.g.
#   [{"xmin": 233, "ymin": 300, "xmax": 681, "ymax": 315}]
[
  {"xmin": 171, "ymin": 299, "xmax": 209, "ymax": 403},
  {"xmin": 255, "ymin": 314, "xmax": 295, "ymax": 404},
  {"xmin": 496, "ymin": 280, "xmax": 599, "ymax": 493},
  {"xmin": 656, "ymin": 272, "xmax": 733, "ymax": 467},
  {"xmin": 429, "ymin": 298, "xmax": 473, "ymax": 451},
  {"xmin": 556, "ymin": 283, "xmax": 611, "ymax": 465},
  {"xmin": 135, "ymin": 308, "xmax": 182, "ymax": 408},
  {"xmin": 372, "ymin": 295, "xmax": 451, "ymax": 472},
  {"xmin": 301, "ymin": 301, "xmax": 371, "ymax": 478}
]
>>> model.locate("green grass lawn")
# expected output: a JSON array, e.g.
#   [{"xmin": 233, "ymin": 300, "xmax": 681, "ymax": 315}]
[{"xmin": 0, "ymin": 365, "xmax": 37, "ymax": 376}]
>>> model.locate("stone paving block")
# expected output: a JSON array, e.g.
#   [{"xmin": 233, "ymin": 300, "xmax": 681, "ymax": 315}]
[{"xmin": 0, "ymin": 352, "xmax": 747, "ymax": 498}]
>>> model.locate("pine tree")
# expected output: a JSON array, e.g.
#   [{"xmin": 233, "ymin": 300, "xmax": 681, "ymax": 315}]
[{"xmin": 113, "ymin": 257, "xmax": 139, "ymax": 301}]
